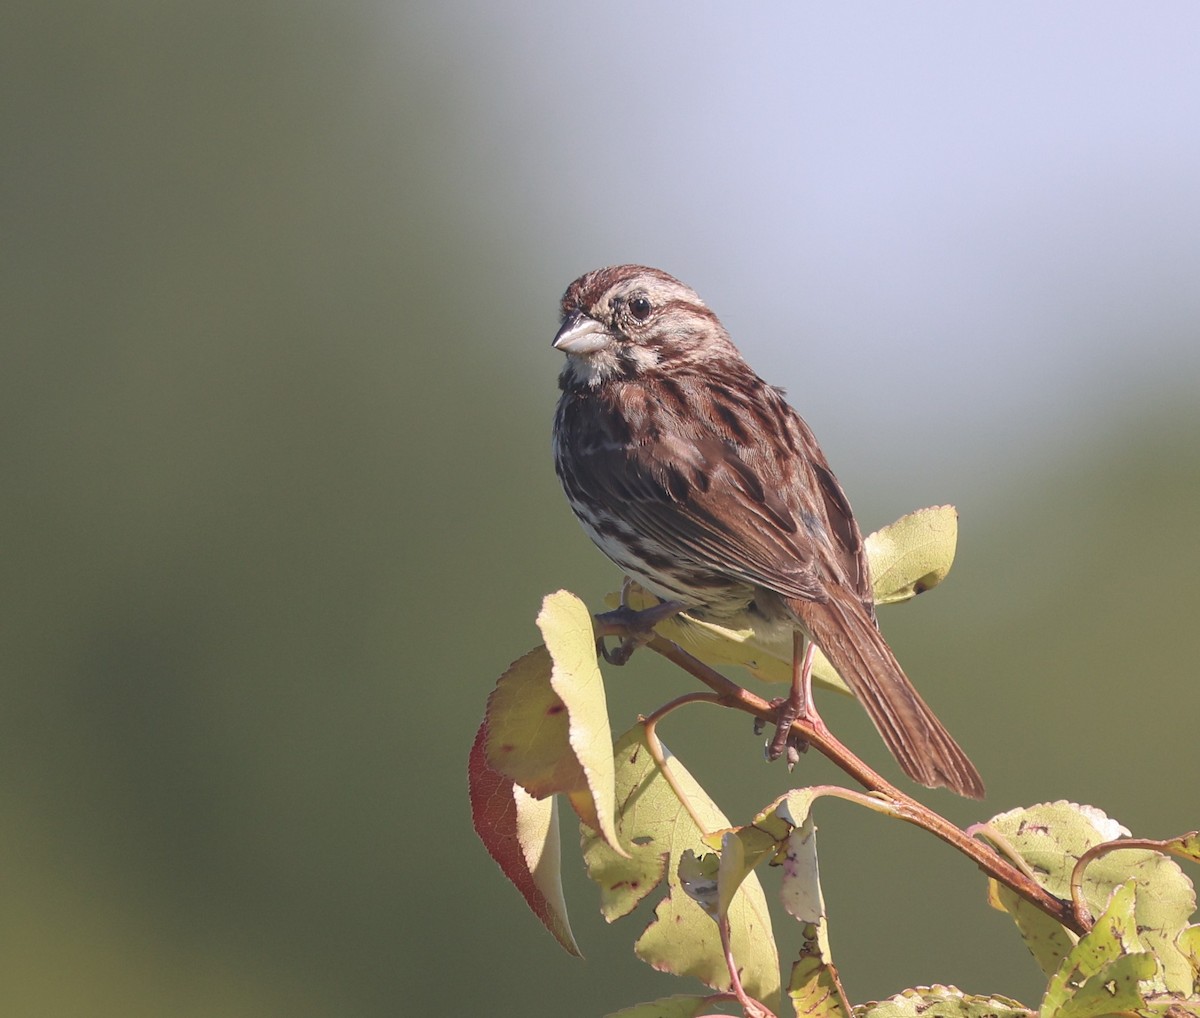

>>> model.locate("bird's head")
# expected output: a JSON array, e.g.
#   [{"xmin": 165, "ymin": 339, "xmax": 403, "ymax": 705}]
[{"xmin": 553, "ymin": 265, "xmax": 734, "ymax": 388}]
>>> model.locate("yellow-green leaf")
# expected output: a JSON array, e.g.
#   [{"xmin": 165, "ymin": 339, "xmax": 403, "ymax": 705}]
[
  {"xmin": 582, "ymin": 725, "xmax": 780, "ymax": 1008},
  {"xmin": 485, "ymin": 645, "xmax": 585, "ymax": 796},
  {"xmin": 1164, "ymin": 833, "xmax": 1200, "ymax": 865},
  {"xmin": 986, "ymin": 879, "xmax": 1076, "ymax": 979},
  {"xmin": 787, "ymin": 926, "xmax": 852, "ymax": 1018},
  {"xmin": 1179, "ymin": 924, "xmax": 1200, "ymax": 982},
  {"xmin": 1100, "ymin": 847, "xmax": 1197, "ymax": 995},
  {"xmin": 1142, "ymin": 995, "xmax": 1200, "ymax": 1017},
  {"xmin": 986, "ymin": 802, "xmax": 1197, "ymax": 995},
  {"xmin": 677, "ymin": 830, "xmax": 763, "ymax": 927},
  {"xmin": 864, "ymin": 505, "xmax": 958, "ymax": 606},
  {"xmin": 537, "ymin": 590, "xmax": 624, "ymax": 856},
  {"xmin": 861, "ymin": 985, "xmax": 1033, "ymax": 1018},
  {"xmin": 511, "ymin": 788, "xmax": 575, "ymax": 950},
  {"xmin": 985, "ymin": 802, "xmax": 1130, "ymax": 903},
  {"xmin": 604, "ymin": 996, "xmax": 713, "ymax": 1018},
  {"xmin": 606, "ymin": 582, "xmax": 845, "ymax": 691},
  {"xmin": 717, "ymin": 828, "xmax": 758, "ymax": 922},
  {"xmin": 1041, "ymin": 882, "xmax": 1156, "ymax": 1018}
]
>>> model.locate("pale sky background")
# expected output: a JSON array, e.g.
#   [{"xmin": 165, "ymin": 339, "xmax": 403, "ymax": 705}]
[{"xmin": 396, "ymin": 1, "xmax": 1200, "ymax": 472}]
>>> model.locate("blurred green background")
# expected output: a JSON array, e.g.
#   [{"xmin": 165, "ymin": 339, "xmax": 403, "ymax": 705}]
[{"xmin": 4, "ymin": 3, "xmax": 1198, "ymax": 1015}]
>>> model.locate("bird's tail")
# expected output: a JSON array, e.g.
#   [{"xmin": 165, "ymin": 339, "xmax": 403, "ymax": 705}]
[{"xmin": 790, "ymin": 593, "xmax": 985, "ymax": 799}]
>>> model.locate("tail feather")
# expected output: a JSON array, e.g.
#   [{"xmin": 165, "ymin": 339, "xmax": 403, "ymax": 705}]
[{"xmin": 790, "ymin": 593, "xmax": 985, "ymax": 799}]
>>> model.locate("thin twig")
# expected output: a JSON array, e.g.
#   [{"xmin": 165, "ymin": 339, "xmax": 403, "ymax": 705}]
[
  {"xmin": 718, "ymin": 914, "xmax": 777, "ymax": 1018},
  {"xmin": 1068, "ymin": 835, "xmax": 1196, "ymax": 931},
  {"xmin": 641, "ymin": 692, "xmax": 726, "ymax": 834}
]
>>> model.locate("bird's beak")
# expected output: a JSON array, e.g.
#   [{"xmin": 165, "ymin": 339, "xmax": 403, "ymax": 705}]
[{"xmin": 553, "ymin": 313, "xmax": 612, "ymax": 356}]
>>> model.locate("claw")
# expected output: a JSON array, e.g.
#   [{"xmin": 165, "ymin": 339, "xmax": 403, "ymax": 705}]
[
  {"xmin": 766, "ymin": 695, "xmax": 803, "ymax": 761},
  {"xmin": 784, "ymin": 736, "xmax": 802, "ymax": 769},
  {"xmin": 594, "ymin": 598, "xmax": 684, "ymax": 667}
]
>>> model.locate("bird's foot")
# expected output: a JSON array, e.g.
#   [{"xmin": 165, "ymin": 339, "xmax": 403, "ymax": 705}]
[
  {"xmin": 594, "ymin": 599, "xmax": 684, "ymax": 666},
  {"xmin": 764, "ymin": 695, "xmax": 812, "ymax": 766}
]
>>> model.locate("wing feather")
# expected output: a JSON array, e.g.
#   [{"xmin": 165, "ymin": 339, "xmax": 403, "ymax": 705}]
[{"xmin": 563, "ymin": 374, "xmax": 864, "ymax": 606}]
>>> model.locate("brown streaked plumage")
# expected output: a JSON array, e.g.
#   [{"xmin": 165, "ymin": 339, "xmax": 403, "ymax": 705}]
[{"xmin": 551, "ymin": 264, "xmax": 984, "ymax": 799}]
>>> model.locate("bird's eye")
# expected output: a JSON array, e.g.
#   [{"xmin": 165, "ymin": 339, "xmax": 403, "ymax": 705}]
[{"xmin": 628, "ymin": 295, "xmax": 652, "ymax": 321}]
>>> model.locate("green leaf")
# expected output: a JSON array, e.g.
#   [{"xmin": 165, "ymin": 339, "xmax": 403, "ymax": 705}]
[
  {"xmin": 859, "ymin": 985, "xmax": 1033, "ymax": 1018},
  {"xmin": 1104, "ymin": 851, "xmax": 1196, "ymax": 995},
  {"xmin": 985, "ymin": 802, "xmax": 1129, "ymax": 902},
  {"xmin": 1040, "ymin": 882, "xmax": 1156, "ymax": 1018},
  {"xmin": 862, "ymin": 505, "xmax": 958, "ymax": 605},
  {"xmin": 1179, "ymin": 924, "xmax": 1200, "ymax": 981},
  {"xmin": 788, "ymin": 926, "xmax": 852, "ymax": 1018},
  {"xmin": 1142, "ymin": 997, "xmax": 1200, "ymax": 1017},
  {"xmin": 717, "ymin": 830, "xmax": 753, "ymax": 922},
  {"xmin": 485, "ymin": 645, "xmax": 585, "ymax": 797},
  {"xmin": 985, "ymin": 802, "xmax": 1198, "ymax": 994},
  {"xmin": 709, "ymin": 786, "xmax": 850, "ymax": 1017},
  {"xmin": 986, "ymin": 880, "xmax": 1076, "ymax": 979},
  {"xmin": 604, "ymin": 996, "xmax": 715, "ymax": 1018},
  {"xmin": 1164, "ymin": 832, "xmax": 1200, "ymax": 865},
  {"xmin": 782, "ymin": 812, "xmax": 850, "ymax": 1018},
  {"xmin": 537, "ymin": 590, "xmax": 624, "ymax": 855},
  {"xmin": 678, "ymin": 830, "xmax": 769, "ymax": 929},
  {"xmin": 582, "ymin": 726, "xmax": 780, "ymax": 1008}
]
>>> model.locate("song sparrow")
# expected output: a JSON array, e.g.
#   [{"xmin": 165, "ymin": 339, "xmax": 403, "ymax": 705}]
[{"xmin": 551, "ymin": 264, "xmax": 984, "ymax": 799}]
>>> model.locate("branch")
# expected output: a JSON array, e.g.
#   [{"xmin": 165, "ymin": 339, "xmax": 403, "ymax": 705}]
[{"xmin": 596, "ymin": 618, "xmax": 1087, "ymax": 936}]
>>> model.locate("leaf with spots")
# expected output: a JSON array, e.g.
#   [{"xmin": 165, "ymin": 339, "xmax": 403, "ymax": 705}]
[
  {"xmin": 1040, "ymin": 881, "xmax": 1156, "ymax": 1018},
  {"xmin": 484, "ymin": 591, "xmax": 624, "ymax": 856},
  {"xmin": 984, "ymin": 802, "xmax": 1131, "ymax": 905},
  {"xmin": 788, "ymin": 925, "xmax": 852, "ymax": 1018},
  {"xmin": 859, "ymin": 985, "xmax": 1033, "ymax": 1018},
  {"xmin": 1179, "ymin": 925, "xmax": 1200, "ymax": 983},
  {"xmin": 781, "ymin": 811, "xmax": 850, "ymax": 1018},
  {"xmin": 709, "ymin": 787, "xmax": 850, "ymax": 1018},
  {"xmin": 984, "ymin": 803, "xmax": 1198, "ymax": 995},
  {"xmin": 986, "ymin": 878, "xmax": 1076, "ymax": 980},
  {"xmin": 1162, "ymin": 832, "xmax": 1200, "ymax": 866},
  {"xmin": 582, "ymin": 725, "xmax": 780, "ymax": 1009}
]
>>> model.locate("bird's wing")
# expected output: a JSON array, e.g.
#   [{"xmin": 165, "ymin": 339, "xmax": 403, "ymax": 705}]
[{"xmin": 573, "ymin": 410, "xmax": 864, "ymax": 607}]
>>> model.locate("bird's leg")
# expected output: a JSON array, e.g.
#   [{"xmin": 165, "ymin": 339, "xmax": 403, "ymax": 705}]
[
  {"xmin": 766, "ymin": 631, "xmax": 819, "ymax": 763},
  {"xmin": 594, "ymin": 581, "xmax": 684, "ymax": 666}
]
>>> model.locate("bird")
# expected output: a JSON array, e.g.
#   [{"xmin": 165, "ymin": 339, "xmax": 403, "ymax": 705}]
[{"xmin": 550, "ymin": 264, "xmax": 984, "ymax": 799}]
